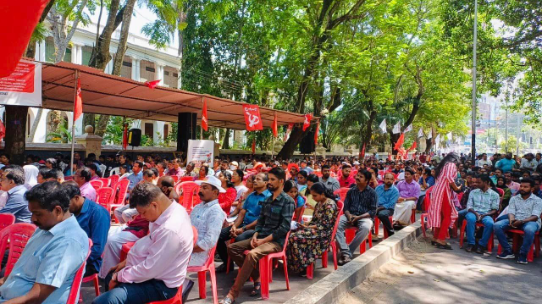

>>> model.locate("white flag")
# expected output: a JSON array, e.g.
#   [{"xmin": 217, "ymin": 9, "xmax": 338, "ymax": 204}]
[
  {"xmin": 393, "ymin": 122, "xmax": 401, "ymax": 134},
  {"xmin": 379, "ymin": 119, "xmax": 387, "ymax": 133},
  {"xmin": 427, "ymin": 130, "xmax": 432, "ymax": 139},
  {"xmin": 405, "ymin": 124, "xmax": 413, "ymax": 132},
  {"xmin": 447, "ymin": 132, "xmax": 453, "ymax": 140},
  {"xmin": 435, "ymin": 134, "xmax": 441, "ymax": 144},
  {"xmin": 418, "ymin": 128, "xmax": 424, "ymax": 138}
]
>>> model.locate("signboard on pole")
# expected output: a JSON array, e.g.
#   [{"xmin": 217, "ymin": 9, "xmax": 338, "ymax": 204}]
[
  {"xmin": 187, "ymin": 139, "xmax": 215, "ymax": 170},
  {"xmin": 0, "ymin": 60, "xmax": 42, "ymax": 107}
]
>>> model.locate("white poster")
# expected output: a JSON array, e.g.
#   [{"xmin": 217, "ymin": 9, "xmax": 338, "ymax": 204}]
[
  {"xmin": 187, "ymin": 139, "xmax": 214, "ymax": 169},
  {"xmin": 0, "ymin": 60, "xmax": 42, "ymax": 107}
]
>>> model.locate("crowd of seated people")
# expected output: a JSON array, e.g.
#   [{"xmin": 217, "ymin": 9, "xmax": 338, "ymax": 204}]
[{"xmin": 0, "ymin": 149, "xmax": 539, "ymax": 303}]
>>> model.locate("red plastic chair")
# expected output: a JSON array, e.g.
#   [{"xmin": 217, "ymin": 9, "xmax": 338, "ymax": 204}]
[
  {"xmin": 90, "ymin": 180, "xmax": 103, "ymax": 190},
  {"xmin": 0, "ymin": 213, "xmax": 15, "ymax": 231},
  {"xmin": 100, "ymin": 178, "xmax": 111, "ymax": 187},
  {"xmin": 96, "ymin": 187, "xmax": 115, "ymax": 211},
  {"xmin": 345, "ymin": 227, "xmax": 372, "ymax": 254},
  {"xmin": 172, "ymin": 176, "xmax": 180, "ymax": 184},
  {"xmin": 111, "ymin": 179, "xmax": 130, "ymax": 221},
  {"xmin": 66, "ymin": 239, "xmax": 93, "ymax": 304},
  {"xmin": 497, "ymin": 229, "xmax": 541, "ymax": 262},
  {"xmin": 181, "ymin": 176, "xmax": 194, "ymax": 182},
  {"xmin": 82, "ymin": 273, "xmax": 101, "ymax": 298},
  {"xmin": 333, "ymin": 187, "xmax": 350, "ymax": 202},
  {"xmin": 420, "ymin": 186, "xmax": 434, "ymax": 238},
  {"xmin": 176, "ymin": 182, "xmax": 200, "ymax": 214},
  {"xmin": 187, "ymin": 245, "xmax": 219, "ymax": 304},
  {"xmin": 373, "ymin": 215, "xmax": 394, "ymax": 239},
  {"xmin": 109, "ymin": 175, "xmax": 120, "ymax": 190},
  {"xmin": 0, "ymin": 223, "xmax": 37, "ymax": 276},
  {"xmin": 149, "ymin": 286, "xmax": 183, "ymax": 304},
  {"xmin": 307, "ymin": 200, "xmax": 344, "ymax": 279},
  {"xmin": 459, "ymin": 218, "xmax": 494, "ymax": 253}
]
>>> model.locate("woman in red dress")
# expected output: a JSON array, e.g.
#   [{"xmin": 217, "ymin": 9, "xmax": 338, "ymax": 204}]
[{"xmin": 428, "ymin": 153, "xmax": 462, "ymax": 249}]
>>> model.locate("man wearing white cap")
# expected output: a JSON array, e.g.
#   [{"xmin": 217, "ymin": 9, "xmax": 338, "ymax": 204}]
[{"xmin": 182, "ymin": 175, "xmax": 226, "ymax": 301}]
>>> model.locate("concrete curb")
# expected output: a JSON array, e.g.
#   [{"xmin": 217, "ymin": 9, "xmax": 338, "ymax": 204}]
[{"xmin": 286, "ymin": 221, "xmax": 423, "ymax": 304}]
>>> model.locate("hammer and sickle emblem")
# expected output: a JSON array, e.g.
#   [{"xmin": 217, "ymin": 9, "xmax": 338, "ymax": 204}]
[{"xmin": 246, "ymin": 110, "xmax": 260, "ymax": 127}]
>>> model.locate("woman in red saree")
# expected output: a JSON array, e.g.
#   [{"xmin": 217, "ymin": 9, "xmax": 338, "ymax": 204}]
[{"xmin": 428, "ymin": 153, "xmax": 462, "ymax": 249}]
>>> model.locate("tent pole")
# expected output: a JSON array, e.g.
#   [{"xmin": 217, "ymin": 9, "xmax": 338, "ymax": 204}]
[{"xmin": 70, "ymin": 70, "xmax": 78, "ymax": 175}]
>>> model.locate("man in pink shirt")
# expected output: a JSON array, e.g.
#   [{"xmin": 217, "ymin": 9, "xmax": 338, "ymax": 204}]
[
  {"xmin": 93, "ymin": 183, "xmax": 193, "ymax": 304},
  {"xmin": 339, "ymin": 164, "xmax": 356, "ymax": 188},
  {"xmin": 74, "ymin": 168, "xmax": 97, "ymax": 202}
]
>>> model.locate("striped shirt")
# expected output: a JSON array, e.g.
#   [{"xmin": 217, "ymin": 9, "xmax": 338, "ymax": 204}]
[
  {"xmin": 343, "ymin": 185, "xmax": 377, "ymax": 218},
  {"xmin": 466, "ymin": 188, "xmax": 500, "ymax": 212},
  {"xmin": 429, "ymin": 163, "xmax": 458, "ymax": 228}
]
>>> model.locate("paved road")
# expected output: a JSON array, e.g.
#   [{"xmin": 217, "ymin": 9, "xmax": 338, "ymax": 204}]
[{"xmin": 339, "ymin": 238, "xmax": 542, "ymax": 304}]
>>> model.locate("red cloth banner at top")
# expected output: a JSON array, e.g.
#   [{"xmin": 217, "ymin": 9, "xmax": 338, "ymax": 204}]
[
  {"xmin": 272, "ymin": 112, "xmax": 278, "ymax": 137},
  {"xmin": 73, "ymin": 78, "xmax": 83, "ymax": 121},
  {"xmin": 122, "ymin": 124, "xmax": 128, "ymax": 150},
  {"xmin": 303, "ymin": 114, "xmax": 312, "ymax": 131},
  {"xmin": 314, "ymin": 121, "xmax": 320, "ymax": 145},
  {"xmin": 243, "ymin": 104, "xmax": 263, "ymax": 131},
  {"xmin": 393, "ymin": 133, "xmax": 405, "ymax": 151},
  {"xmin": 201, "ymin": 99, "xmax": 209, "ymax": 131},
  {"xmin": 284, "ymin": 123, "xmax": 294, "ymax": 142},
  {"xmin": 0, "ymin": 119, "xmax": 5, "ymax": 142}
]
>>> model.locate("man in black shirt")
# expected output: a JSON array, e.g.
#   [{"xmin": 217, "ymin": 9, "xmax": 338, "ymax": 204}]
[{"xmin": 336, "ymin": 169, "xmax": 377, "ymax": 265}]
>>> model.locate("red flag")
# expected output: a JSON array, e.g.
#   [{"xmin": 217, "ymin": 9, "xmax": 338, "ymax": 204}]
[
  {"xmin": 393, "ymin": 133, "xmax": 405, "ymax": 151},
  {"xmin": 73, "ymin": 78, "xmax": 83, "ymax": 121},
  {"xmin": 201, "ymin": 99, "xmax": 209, "ymax": 131},
  {"xmin": 284, "ymin": 123, "xmax": 294, "ymax": 142},
  {"xmin": 407, "ymin": 141, "xmax": 417, "ymax": 152},
  {"xmin": 360, "ymin": 143, "xmax": 366, "ymax": 159},
  {"xmin": 272, "ymin": 112, "xmax": 278, "ymax": 137},
  {"xmin": 144, "ymin": 80, "xmax": 161, "ymax": 89},
  {"xmin": 303, "ymin": 114, "xmax": 312, "ymax": 131},
  {"xmin": 0, "ymin": 119, "xmax": 5, "ymax": 142},
  {"xmin": 251, "ymin": 139, "xmax": 256, "ymax": 154},
  {"xmin": 243, "ymin": 104, "xmax": 263, "ymax": 131},
  {"xmin": 314, "ymin": 121, "xmax": 320, "ymax": 145},
  {"xmin": 122, "ymin": 124, "xmax": 128, "ymax": 150}
]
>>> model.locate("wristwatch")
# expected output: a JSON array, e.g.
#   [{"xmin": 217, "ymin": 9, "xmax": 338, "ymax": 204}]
[{"xmin": 242, "ymin": 226, "xmax": 246, "ymax": 232}]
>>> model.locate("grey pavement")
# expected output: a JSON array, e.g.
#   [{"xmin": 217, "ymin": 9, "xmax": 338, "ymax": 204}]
[{"xmin": 339, "ymin": 237, "xmax": 542, "ymax": 304}]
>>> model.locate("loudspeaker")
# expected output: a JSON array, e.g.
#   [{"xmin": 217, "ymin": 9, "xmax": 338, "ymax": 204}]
[
  {"xmin": 128, "ymin": 128, "xmax": 141, "ymax": 146},
  {"xmin": 299, "ymin": 128, "xmax": 315, "ymax": 154},
  {"xmin": 177, "ymin": 113, "xmax": 197, "ymax": 152}
]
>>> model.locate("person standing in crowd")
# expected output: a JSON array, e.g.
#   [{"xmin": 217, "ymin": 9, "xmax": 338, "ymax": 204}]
[
  {"xmin": 375, "ymin": 173, "xmax": 399, "ymax": 238},
  {"xmin": 464, "ymin": 175, "xmax": 499, "ymax": 254},
  {"xmin": 338, "ymin": 164, "xmax": 356, "ymax": 188},
  {"xmin": 428, "ymin": 153, "xmax": 461, "ymax": 250},
  {"xmin": 221, "ymin": 168, "xmax": 293, "ymax": 304},
  {"xmin": 494, "ymin": 178, "xmax": 541, "ymax": 264},
  {"xmin": 336, "ymin": 170, "xmax": 377, "ymax": 265},
  {"xmin": 286, "ymin": 182, "xmax": 338, "ymax": 275},
  {"xmin": 63, "ymin": 181, "xmax": 110, "ymax": 277},
  {"xmin": 476, "ymin": 153, "xmax": 492, "ymax": 168},
  {"xmin": 321, "ymin": 164, "xmax": 340, "ymax": 192},
  {"xmin": 0, "ymin": 181, "xmax": 87, "ymax": 303},
  {"xmin": 392, "ymin": 168, "xmax": 420, "ymax": 226},
  {"xmin": 93, "ymin": 183, "xmax": 193, "ymax": 304},
  {"xmin": 0, "ymin": 166, "xmax": 32, "ymax": 223},
  {"xmin": 520, "ymin": 153, "xmax": 538, "ymax": 173},
  {"xmin": 496, "ymin": 152, "xmax": 517, "ymax": 173}
]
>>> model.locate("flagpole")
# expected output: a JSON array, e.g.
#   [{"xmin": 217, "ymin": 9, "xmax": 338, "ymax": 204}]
[{"xmin": 70, "ymin": 70, "xmax": 79, "ymax": 175}]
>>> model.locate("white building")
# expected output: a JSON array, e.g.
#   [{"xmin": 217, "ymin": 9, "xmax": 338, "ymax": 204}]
[{"xmin": 0, "ymin": 20, "xmax": 181, "ymax": 145}]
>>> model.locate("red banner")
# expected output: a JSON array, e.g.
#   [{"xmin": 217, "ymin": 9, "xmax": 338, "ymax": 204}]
[
  {"xmin": 284, "ymin": 123, "xmax": 294, "ymax": 142},
  {"xmin": 407, "ymin": 141, "xmax": 417, "ymax": 152},
  {"xmin": 201, "ymin": 99, "xmax": 209, "ymax": 131},
  {"xmin": 251, "ymin": 139, "xmax": 256, "ymax": 154},
  {"xmin": 73, "ymin": 78, "xmax": 83, "ymax": 122},
  {"xmin": 314, "ymin": 121, "xmax": 320, "ymax": 145},
  {"xmin": 144, "ymin": 79, "xmax": 160, "ymax": 89},
  {"xmin": 122, "ymin": 124, "xmax": 128, "ymax": 150},
  {"xmin": 0, "ymin": 62, "xmax": 35, "ymax": 93},
  {"xmin": 0, "ymin": 119, "xmax": 5, "ymax": 142},
  {"xmin": 360, "ymin": 143, "xmax": 366, "ymax": 159},
  {"xmin": 393, "ymin": 133, "xmax": 405, "ymax": 151},
  {"xmin": 243, "ymin": 104, "xmax": 263, "ymax": 131},
  {"xmin": 272, "ymin": 112, "xmax": 278, "ymax": 137},
  {"xmin": 303, "ymin": 114, "xmax": 312, "ymax": 131}
]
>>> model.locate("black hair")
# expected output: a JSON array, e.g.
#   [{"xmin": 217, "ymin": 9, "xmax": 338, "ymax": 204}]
[
  {"xmin": 3, "ymin": 165, "xmax": 24, "ymax": 185},
  {"xmin": 38, "ymin": 167, "xmax": 49, "ymax": 179},
  {"xmin": 342, "ymin": 164, "xmax": 352, "ymax": 169},
  {"xmin": 269, "ymin": 167, "xmax": 286, "ymax": 181},
  {"xmin": 479, "ymin": 174, "xmax": 492, "ymax": 185},
  {"xmin": 298, "ymin": 170, "xmax": 308, "ymax": 178},
  {"xmin": 310, "ymin": 182, "xmax": 336, "ymax": 200},
  {"xmin": 322, "ymin": 164, "xmax": 330, "ymax": 170},
  {"xmin": 404, "ymin": 167, "xmax": 416, "ymax": 176},
  {"xmin": 129, "ymin": 182, "xmax": 163, "ymax": 208},
  {"xmin": 434, "ymin": 153, "xmax": 460, "ymax": 179},
  {"xmin": 307, "ymin": 174, "xmax": 320, "ymax": 183},
  {"xmin": 220, "ymin": 170, "xmax": 234, "ymax": 188},
  {"xmin": 150, "ymin": 167, "xmax": 159, "ymax": 177},
  {"xmin": 357, "ymin": 169, "xmax": 372, "ymax": 182},
  {"xmin": 88, "ymin": 163, "xmax": 102, "ymax": 177},
  {"xmin": 44, "ymin": 169, "xmax": 63, "ymax": 180},
  {"xmin": 283, "ymin": 180, "xmax": 297, "ymax": 192},
  {"xmin": 45, "ymin": 158, "xmax": 58, "ymax": 169},
  {"xmin": 234, "ymin": 169, "xmax": 244, "ymax": 179},
  {"xmin": 520, "ymin": 178, "xmax": 535, "ymax": 187},
  {"xmin": 200, "ymin": 165, "xmax": 209, "ymax": 174},
  {"xmin": 62, "ymin": 181, "xmax": 81, "ymax": 198},
  {"xmin": 79, "ymin": 168, "xmax": 92, "ymax": 182},
  {"xmin": 26, "ymin": 181, "xmax": 70, "ymax": 212},
  {"xmin": 1, "ymin": 154, "xmax": 10, "ymax": 161},
  {"xmin": 133, "ymin": 161, "xmax": 144, "ymax": 168}
]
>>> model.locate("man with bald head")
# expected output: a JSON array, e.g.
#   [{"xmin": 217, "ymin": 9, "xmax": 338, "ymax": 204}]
[{"xmin": 158, "ymin": 176, "xmax": 179, "ymax": 202}]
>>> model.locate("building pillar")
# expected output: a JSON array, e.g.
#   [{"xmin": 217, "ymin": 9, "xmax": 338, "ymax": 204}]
[
  {"xmin": 177, "ymin": 69, "xmax": 182, "ymax": 89},
  {"xmin": 76, "ymin": 125, "xmax": 103, "ymax": 158},
  {"xmin": 71, "ymin": 45, "xmax": 78, "ymax": 64},
  {"xmin": 155, "ymin": 64, "xmax": 164, "ymax": 85},
  {"xmin": 76, "ymin": 45, "xmax": 83, "ymax": 65},
  {"xmin": 131, "ymin": 57, "xmax": 140, "ymax": 81}
]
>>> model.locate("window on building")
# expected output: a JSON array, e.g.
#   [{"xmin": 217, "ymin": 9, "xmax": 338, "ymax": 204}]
[
  {"xmin": 145, "ymin": 66, "xmax": 155, "ymax": 73},
  {"xmin": 144, "ymin": 123, "xmax": 154, "ymax": 138},
  {"xmin": 82, "ymin": 46, "xmax": 92, "ymax": 66}
]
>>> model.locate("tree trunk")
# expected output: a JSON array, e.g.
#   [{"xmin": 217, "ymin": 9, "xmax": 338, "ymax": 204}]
[
  {"xmin": 27, "ymin": 108, "xmax": 43, "ymax": 142},
  {"xmin": 3, "ymin": 106, "xmax": 28, "ymax": 165},
  {"xmin": 88, "ymin": 0, "xmax": 122, "ymax": 70},
  {"xmin": 389, "ymin": 132, "xmax": 400, "ymax": 155},
  {"xmin": 83, "ymin": 113, "xmax": 95, "ymax": 130},
  {"xmin": 111, "ymin": 0, "xmax": 136, "ymax": 76},
  {"xmin": 277, "ymin": 126, "xmax": 309, "ymax": 159},
  {"xmin": 425, "ymin": 137, "xmax": 433, "ymax": 153},
  {"xmin": 95, "ymin": 115, "xmax": 109, "ymax": 137},
  {"xmin": 222, "ymin": 128, "xmax": 230, "ymax": 149}
]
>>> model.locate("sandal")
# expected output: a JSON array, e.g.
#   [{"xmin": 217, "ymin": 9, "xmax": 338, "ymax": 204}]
[
  {"xmin": 436, "ymin": 242, "xmax": 453, "ymax": 250},
  {"xmin": 220, "ymin": 296, "xmax": 235, "ymax": 304},
  {"xmin": 249, "ymin": 282, "xmax": 261, "ymax": 297},
  {"xmin": 431, "ymin": 241, "xmax": 437, "ymax": 246}
]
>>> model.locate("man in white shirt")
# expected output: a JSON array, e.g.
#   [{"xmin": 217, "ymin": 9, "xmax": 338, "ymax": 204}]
[{"xmin": 476, "ymin": 153, "xmax": 492, "ymax": 168}]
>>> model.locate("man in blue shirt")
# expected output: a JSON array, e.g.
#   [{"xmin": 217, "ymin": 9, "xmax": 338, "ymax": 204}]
[
  {"xmin": 0, "ymin": 181, "xmax": 88, "ymax": 304},
  {"xmin": 0, "ymin": 165, "xmax": 32, "ymax": 223},
  {"xmin": 127, "ymin": 161, "xmax": 144, "ymax": 192},
  {"xmin": 496, "ymin": 152, "xmax": 517, "ymax": 173},
  {"xmin": 63, "ymin": 181, "xmax": 110, "ymax": 277},
  {"xmin": 215, "ymin": 172, "xmax": 271, "ymax": 273},
  {"xmin": 375, "ymin": 173, "xmax": 399, "ymax": 237}
]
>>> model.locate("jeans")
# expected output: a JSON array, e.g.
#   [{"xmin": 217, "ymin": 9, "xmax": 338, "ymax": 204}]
[
  {"xmin": 457, "ymin": 209, "xmax": 468, "ymax": 229},
  {"xmin": 494, "ymin": 219, "xmax": 541, "ymax": 256},
  {"xmin": 217, "ymin": 225, "xmax": 255, "ymax": 263},
  {"xmin": 336, "ymin": 215, "xmax": 373, "ymax": 257},
  {"xmin": 377, "ymin": 208, "xmax": 394, "ymax": 236},
  {"xmin": 465, "ymin": 212, "xmax": 494, "ymax": 247},
  {"xmin": 92, "ymin": 271, "xmax": 178, "ymax": 304}
]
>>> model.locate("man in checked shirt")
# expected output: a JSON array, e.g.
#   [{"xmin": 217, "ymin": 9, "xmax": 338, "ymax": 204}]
[{"xmin": 221, "ymin": 168, "xmax": 294, "ymax": 304}]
